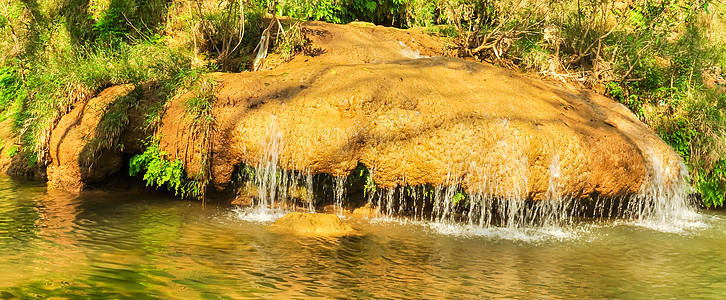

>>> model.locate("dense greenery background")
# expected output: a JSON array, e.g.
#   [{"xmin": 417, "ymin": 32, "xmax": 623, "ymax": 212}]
[{"xmin": 1, "ymin": 0, "xmax": 725, "ymax": 207}]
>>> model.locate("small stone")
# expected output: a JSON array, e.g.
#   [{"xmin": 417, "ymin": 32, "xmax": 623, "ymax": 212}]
[
  {"xmin": 271, "ymin": 212, "xmax": 357, "ymax": 236},
  {"xmin": 352, "ymin": 203, "xmax": 378, "ymax": 217}
]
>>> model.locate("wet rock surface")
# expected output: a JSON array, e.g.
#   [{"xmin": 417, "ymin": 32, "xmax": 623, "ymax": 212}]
[
  {"xmin": 203, "ymin": 21, "xmax": 684, "ymax": 201},
  {"xmin": 271, "ymin": 212, "xmax": 357, "ymax": 236},
  {"xmin": 46, "ymin": 85, "xmax": 134, "ymax": 192},
  {"xmin": 45, "ymin": 83, "xmax": 156, "ymax": 191}
]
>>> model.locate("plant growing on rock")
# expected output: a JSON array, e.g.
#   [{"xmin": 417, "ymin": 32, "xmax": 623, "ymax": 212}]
[
  {"xmin": 129, "ymin": 138, "xmax": 200, "ymax": 198},
  {"xmin": 184, "ymin": 75, "xmax": 217, "ymax": 203}
]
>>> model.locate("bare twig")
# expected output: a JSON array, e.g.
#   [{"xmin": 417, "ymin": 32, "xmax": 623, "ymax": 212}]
[
  {"xmin": 253, "ymin": 15, "xmax": 276, "ymax": 71},
  {"xmin": 618, "ymin": 41, "xmax": 652, "ymax": 83},
  {"xmin": 229, "ymin": 2, "xmax": 245, "ymax": 54},
  {"xmin": 619, "ymin": 54, "xmax": 636, "ymax": 83},
  {"xmin": 122, "ymin": 12, "xmax": 152, "ymax": 41},
  {"xmin": 188, "ymin": 2, "xmax": 199, "ymax": 62}
]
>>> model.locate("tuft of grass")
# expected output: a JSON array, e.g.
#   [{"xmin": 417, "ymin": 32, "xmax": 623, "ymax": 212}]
[
  {"xmin": 7, "ymin": 145, "xmax": 19, "ymax": 158},
  {"xmin": 183, "ymin": 75, "xmax": 217, "ymax": 203},
  {"xmin": 11, "ymin": 40, "xmax": 193, "ymax": 167},
  {"xmin": 274, "ymin": 22, "xmax": 306, "ymax": 62}
]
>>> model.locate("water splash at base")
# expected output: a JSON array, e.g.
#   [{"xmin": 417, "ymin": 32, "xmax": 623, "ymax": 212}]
[{"xmin": 232, "ymin": 206, "xmax": 288, "ymax": 223}]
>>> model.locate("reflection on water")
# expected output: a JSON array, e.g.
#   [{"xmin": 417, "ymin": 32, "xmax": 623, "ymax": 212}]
[{"xmin": 0, "ymin": 175, "xmax": 725, "ymax": 298}]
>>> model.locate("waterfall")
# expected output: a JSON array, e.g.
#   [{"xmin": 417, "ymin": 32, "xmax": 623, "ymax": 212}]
[
  {"xmin": 358, "ymin": 145, "xmax": 695, "ymax": 231},
  {"xmin": 332, "ymin": 176, "xmax": 346, "ymax": 215},
  {"xmin": 241, "ymin": 119, "xmax": 316, "ymax": 213},
  {"xmin": 622, "ymin": 146, "xmax": 696, "ymax": 232},
  {"xmin": 253, "ymin": 121, "xmax": 283, "ymax": 208},
  {"xmin": 236, "ymin": 119, "xmax": 696, "ymax": 232}
]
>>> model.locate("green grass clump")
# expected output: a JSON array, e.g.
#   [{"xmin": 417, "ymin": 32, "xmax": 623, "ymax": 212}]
[{"xmin": 184, "ymin": 75, "xmax": 217, "ymax": 202}]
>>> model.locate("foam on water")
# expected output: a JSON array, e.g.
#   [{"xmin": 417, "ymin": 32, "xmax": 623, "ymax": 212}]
[
  {"xmin": 428, "ymin": 222, "xmax": 580, "ymax": 242},
  {"xmin": 233, "ymin": 206, "xmax": 287, "ymax": 223},
  {"xmin": 368, "ymin": 214, "xmax": 584, "ymax": 242},
  {"xmin": 398, "ymin": 41, "xmax": 426, "ymax": 59},
  {"xmin": 625, "ymin": 217, "xmax": 706, "ymax": 234}
]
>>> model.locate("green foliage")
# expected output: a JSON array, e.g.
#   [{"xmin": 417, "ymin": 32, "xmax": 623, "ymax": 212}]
[
  {"xmin": 129, "ymin": 138, "xmax": 199, "ymax": 198},
  {"xmin": 90, "ymin": 0, "xmax": 171, "ymax": 45},
  {"xmin": 363, "ymin": 172, "xmax": 377, "ymax": 196},
  {"xmin": 515, "ymin": 37, "xmax": 550, "ymax": 72},
  {"xmin": 237, "ymin": 164, "xmax": 256, "ymax": 181},
  {"xmin": 344, "ymin": 0, "xmax": 379, "ymax": 22},
  {"xmin": 92, "ymin": 3, "xmax": 130, "ymax": 45},
  {"xmin": 273, "ymin": 0, "xmax": 345, "ymax": 23},
  {"xmin": 423, "ymin": 25, "xmax": 459, "ymax": 38},
  {"xmin": 347, "ymin": 163, "xmax": 377, "ymax": 196},
  {"xmin": 184, "ymin": 77, "xmax": 216, "ymax": 121},
  {"xmin": 7, "ymin": 145, "xmax": 19, "ymax": 158},
  {"xmin": 7, "ymin": 28, "xmax": 190, "ymax": 165},
  {"xmin": 183, "ymin": 75, "xmax": 216, "ymax": 201},
  {"xmin": 658, "ymin": 118, "xmax": 696, "ymax": 163},
  {"xmin": 170, "ymin": 0, "xmax": 249, "ymax": 70},
  {"xmin": 452, "ymin": 190, "xmax": 468, "ymax": 207},
  {"xmin": 0, "ymin": 66, "xmax": 26, "ymax": 123},
  {"xmin": 273, "ymin": 22, "xmax": 306, "ymax": 61},
  {"xmin": 697, "ymin": 160, "xmax": 726, "ymax": 207},
  {"xmin": 267, "ymin": 0, "xmax": 435, "ymax": 27}
]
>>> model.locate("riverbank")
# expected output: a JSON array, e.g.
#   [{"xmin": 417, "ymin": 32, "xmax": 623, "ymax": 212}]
[{"xmin": 0, "ymin": 21, "xmax": 688, "ymax": 219}]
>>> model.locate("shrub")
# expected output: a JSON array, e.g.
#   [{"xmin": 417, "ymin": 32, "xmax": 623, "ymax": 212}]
[{"xmin": 129, "ymin": 138, "xmax": 201, "ymax": 198}]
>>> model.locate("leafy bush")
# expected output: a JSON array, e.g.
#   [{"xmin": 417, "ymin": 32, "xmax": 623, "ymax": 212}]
[
  {"xmin": 183, "ymin": 75, "xmax": 217, "ymax": 201},
  {"xmin": 273, "ymin": 22, "xmax": 306, "ymax": 61},
  {"xmin": 129, "ymin": 138, "xmax": 200, "ymax": 198}
]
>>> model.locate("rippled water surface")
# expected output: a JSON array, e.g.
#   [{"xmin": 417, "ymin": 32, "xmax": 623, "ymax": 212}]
[{"xmin": 1, "ymin": 176, "xmax": 725, "ymax": 299}]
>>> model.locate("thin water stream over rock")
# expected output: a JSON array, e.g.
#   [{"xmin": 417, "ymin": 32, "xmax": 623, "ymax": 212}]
[{"xmin": 233, "ymin": 114, "xmax": 694, "ymax": 232}]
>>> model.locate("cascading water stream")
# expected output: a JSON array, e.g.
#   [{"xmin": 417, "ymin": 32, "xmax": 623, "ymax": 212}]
[
  {"xmin": 236, "ymin": 118, "xmax": 697, "ymax": 235},
  {"xmin": 332, "ymin": 176, "xmax": 346, "ymax": 216},
  {"xmin": 254, "ymin": 122, "xmax": 283, "ymax": 209},
  {"xmin": 235, "ymin": 119, "xmax": 317, "ymax": 222},
  {"xmin": 620, "ymin": 146, "xmax": 696, "ymax": 232}
]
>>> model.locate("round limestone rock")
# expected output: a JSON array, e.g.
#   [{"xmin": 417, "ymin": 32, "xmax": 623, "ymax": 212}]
[{"xmin": 272, "ymin": 212, "xmax": 357, "ymax": 236}]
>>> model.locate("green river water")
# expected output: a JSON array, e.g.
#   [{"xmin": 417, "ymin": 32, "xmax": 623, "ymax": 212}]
[{"xmin": 0, "ymin": 175, "xmax": 725, "ymax": 299}]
